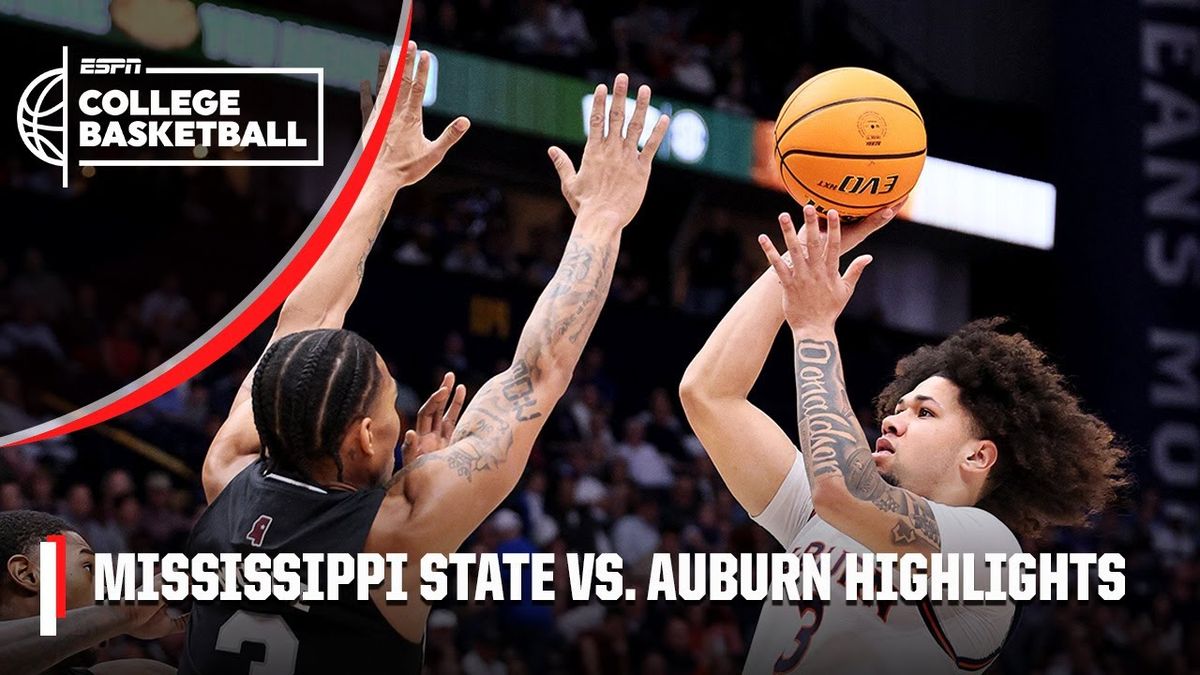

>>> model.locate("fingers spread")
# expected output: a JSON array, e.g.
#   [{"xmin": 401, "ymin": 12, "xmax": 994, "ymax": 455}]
[
  {"xmin": 442, "ymin": 384, "xmax": 466, "ymax": 439},
  {"xmin": 640, "ymin": 114, "xmax": 670, "ymax": 161},
  {"xmin": 395, "ymin": 41, "xmax": 417, "ymax": 118},
  {"xmin": 408, "ymin": 51, "xmax": 430, "ymax": 112},
  {"xmin": 758, "ymin": 234, "xmax": 791, "ymax": 283},
  {"xmin": 803, "ymin": 205, "xmax": 822, "ymax": 266},
  {"xmin": 826, "ymin": 209, "xmax": 842, "ymax": 276},
  {"xmin": 548, "ymin": 146, "xmax": 576, "ymax": 183},
  {"xmin": 842, "ymin": 254, "xmax": 873, "ymax": 292},
  {"xmin": 781, "ymin": 211, "xmax": 806, "ymax": 273},
  {"xmin": 431, "ymin": 117, "xmax": 470, "ymax": 159},
  {"xmin": 626, "ymin": 84, "xmax": 650, "ymax": 146},
  {"xmin": 608, "ymin": 73, "xmax": 629, "ymax": 139},
  {"xmin": 588, "ymin": 83, "xmax": 607, "ymax": 143},
  {"xmin": 376, "ymin": 49, "xmax": 389, "ymax": 94}
]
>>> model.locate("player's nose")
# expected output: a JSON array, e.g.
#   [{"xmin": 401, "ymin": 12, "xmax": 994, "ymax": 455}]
[{"xmin": 881, "ymin": 413, "xmax": 905, "ymax": 437}]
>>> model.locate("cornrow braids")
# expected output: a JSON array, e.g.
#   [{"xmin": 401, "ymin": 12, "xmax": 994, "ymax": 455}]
[{"xmin": 250, "ymin": 328, "xmax": 384, "ymax": 483}]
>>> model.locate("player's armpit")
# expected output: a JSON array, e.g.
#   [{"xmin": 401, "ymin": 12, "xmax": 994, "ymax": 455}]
[{"xmin": 201, "ymin": 399, "xmax": 260, "ymax": 503}]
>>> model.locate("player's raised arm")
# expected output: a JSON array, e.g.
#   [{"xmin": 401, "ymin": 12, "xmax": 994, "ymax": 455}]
[
  {"xmin": 385, "ymin": 74, "xmax": 669, "ymax": 552},
  {"xmin": 679, "ymin": 206, "xmax": 897, "ymax": 517},
  {"xmin": 201, "ymin": 42, "xmax": 470, "ymax": 502},
  {"xmin": 758, "ymin": 206, "xmax": 941, "ymax": 555}
]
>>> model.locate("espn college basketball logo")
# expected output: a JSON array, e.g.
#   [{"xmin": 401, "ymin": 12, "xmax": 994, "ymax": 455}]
[{"xmin": 17, "ymin": 46, "xmax": 325, "ymax": 189}]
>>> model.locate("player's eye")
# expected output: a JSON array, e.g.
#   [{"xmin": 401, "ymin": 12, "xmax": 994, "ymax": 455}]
[{"xmin": 918, "ymin": 408, "xmax": 934, "ymax": 418}]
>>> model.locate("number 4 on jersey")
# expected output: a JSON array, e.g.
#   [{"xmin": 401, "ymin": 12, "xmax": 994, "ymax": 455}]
[{"xmin": 246, "ymin": 515, "xmax": 273, "ymax": 548}]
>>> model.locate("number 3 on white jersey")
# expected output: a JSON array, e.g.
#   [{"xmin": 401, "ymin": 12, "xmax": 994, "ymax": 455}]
[{"xmin": 215, "ymin": 610, "xmax": 299, "ymax": 675}]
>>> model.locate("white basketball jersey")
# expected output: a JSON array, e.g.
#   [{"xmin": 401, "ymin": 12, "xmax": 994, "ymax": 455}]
[{"xmin": 743, "ymin": 454, "xmax": 1020, "ymax": 674}]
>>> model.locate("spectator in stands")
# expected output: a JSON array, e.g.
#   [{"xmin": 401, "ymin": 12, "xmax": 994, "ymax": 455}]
[
  {"xmin": 9, "ymin": 248, "xmax": 72, "ymax": 322},
  {"xmin": 139, "ymin": 274, "xmax": 192, "ymax": 331},
  {"xmin": 546, "ymin": 0, "xmax": 593, "ymax": 58},
  {"xmin": 616, "ymin": 417, "xmax": 672, "ymax": 490},
  {"xmin": 611, "ymin": 497, "xmax": 660, "ymax": 569},
  {"xmin": 0, "ymin": 300, "xmax": 65, "ymax": 363},
  {"xmin": 140, "ymin": 472, "xmax": 189, "ymax": 551}
]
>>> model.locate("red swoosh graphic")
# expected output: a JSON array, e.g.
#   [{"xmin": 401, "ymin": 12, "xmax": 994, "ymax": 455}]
[{"xmin": 2, "ymin": 20, "xmax": 412, "ymax": 448}]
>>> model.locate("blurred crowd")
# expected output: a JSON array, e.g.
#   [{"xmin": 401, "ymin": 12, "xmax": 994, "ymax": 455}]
[
  {"xmin": 256, "ymin": 0, "xmax": 865, "ymax": 119},
  {"xmin": 0, "ymin": 231, "xmax": 1196, "ymax": 673},
  {"xmin": 0, "ymin": 2, "xmax": 1192, "ymax": 669}
]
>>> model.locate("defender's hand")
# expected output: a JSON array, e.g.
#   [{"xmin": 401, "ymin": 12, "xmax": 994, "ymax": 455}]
[
  {"xmin": 400, "ymin": 372, "xmax": 467, "ymax": 466},
  {"xmin": 368, "ymin": 42, "xmax": 470, "ymax": 190},
  {"xmin": 759, "ymin": 206, "xmax": 873, "ymax": 331},
  {"xmin": 109, "ymin": 575, "xmax": 188, "ymax": 640},
  {"xmin": 547, "ymin": 73, "xmax": 670, "ymax": 228},
  {"xmin": 359, "ymin": 50, "xmax": 389, "ymax": 129}
]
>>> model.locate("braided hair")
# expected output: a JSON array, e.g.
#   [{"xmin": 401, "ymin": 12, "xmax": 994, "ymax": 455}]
[{"xmin": 251, "ymin": 328, "xmax": 383, "ymax": 483}]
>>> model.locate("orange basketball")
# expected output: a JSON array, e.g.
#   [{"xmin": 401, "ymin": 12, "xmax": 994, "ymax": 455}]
[{"xmin": 774, "ymin": 67, "xmax": 926, "ymax": 217}]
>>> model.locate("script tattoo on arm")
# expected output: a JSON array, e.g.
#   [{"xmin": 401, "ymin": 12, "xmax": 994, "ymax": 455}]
[
  {"xmin": 795, "ymin": 339, "xmax": 941, "ymax": 550},
  {"xmin": 393, "ymin": 232, "xmax": 617, "ymax": 486}
]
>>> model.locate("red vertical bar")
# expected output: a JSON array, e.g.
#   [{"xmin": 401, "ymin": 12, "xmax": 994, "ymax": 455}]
[{"xmin": 47, "ymin": 534, "xmax": 66, "ymax": 617}]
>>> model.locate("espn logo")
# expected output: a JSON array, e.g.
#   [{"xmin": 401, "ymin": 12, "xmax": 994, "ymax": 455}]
[
  {"xmin": 39, "ymin": 536, "xmax": 67, "ymax": 636},
  {"xmin": 80, "ymin": 58, "xmax": 142, "ymax": 75}
]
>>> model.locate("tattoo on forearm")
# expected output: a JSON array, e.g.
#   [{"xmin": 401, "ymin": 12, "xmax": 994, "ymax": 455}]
[
  {"xmin": 394, "ymin": 233, "xmax": 618, "ymax": 486},
  {"xmin": 355, "ymin": 207, "xmax": 388, "ymax": 280},
  {"xmin": 795, "ymin": 339, "xmax": 941, "ymax": 550}
]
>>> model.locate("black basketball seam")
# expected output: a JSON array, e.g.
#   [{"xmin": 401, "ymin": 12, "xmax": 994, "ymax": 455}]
[
  {"xmin": 775, "ymin": 97, "xmax": 925, "ymax": 145},
  {"xmin": 781, "ymin": 148, "xmax": 927, "ymax": 160},
  {"xmin": 780, "ymin": 154, "xmax": 918, "ymax": 210},
  {"xmin": 775, "ymin": 71, "xmax": 830, "ymax": 137}
]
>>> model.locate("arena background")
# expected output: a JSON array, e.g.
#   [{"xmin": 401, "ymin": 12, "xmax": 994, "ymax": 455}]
[{"xmin": 1, "ymin": 0, "xmax": 1196, "ymax": 673}]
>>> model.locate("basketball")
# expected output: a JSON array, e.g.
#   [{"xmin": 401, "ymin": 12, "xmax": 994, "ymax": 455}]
[{"xmin": 774, "ymin": 67, "xmax": 926, "ymax": 217}]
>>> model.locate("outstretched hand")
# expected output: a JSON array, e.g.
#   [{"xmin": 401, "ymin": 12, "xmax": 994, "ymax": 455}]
[
  {"xmin": 759, "ymin": 206, "xmax": 874, "ymax": 331},
  {"xmin": 110, "ymin": 575, "xmax": 189, "ymax": 640},
  {"xmin": 400, "ymin": 372, "xmax": 467, "ymax": 466},
  {"xmin": 548, "ymin": 73, "xmax": 670, "ymax": 229},
  {"xmin": 365, "ymin": 42, "xmax": 470, "ymax": 191}
]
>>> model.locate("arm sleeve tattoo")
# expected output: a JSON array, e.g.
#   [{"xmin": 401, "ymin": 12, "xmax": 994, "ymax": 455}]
[
  {"xmin": 395, "ymin": 231, "xmax": 618, "ymax": 485},
  {"xmin": 795, "ymin": 338, "xmax": 941, "ymax": 550}
]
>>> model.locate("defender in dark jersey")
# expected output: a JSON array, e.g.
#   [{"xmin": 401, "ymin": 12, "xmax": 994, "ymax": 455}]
[
  {"xmin": 186, "ymin": 36, "xmax": 671, "ymax": 675},
  {"xmin": 0, "ymin": 510, "xmax": 182, "ymax": 675}
]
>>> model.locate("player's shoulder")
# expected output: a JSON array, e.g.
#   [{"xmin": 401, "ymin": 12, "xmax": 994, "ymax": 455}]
[{"xmin": 927, "ymin": 501, "xmax": 1021, "ymax": 555}]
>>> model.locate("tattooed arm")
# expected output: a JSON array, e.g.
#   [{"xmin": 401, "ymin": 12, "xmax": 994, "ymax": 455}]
[
  {"xmin": 757, "ymin": 205, "xmax": 940, "ymax": 555},
  {"xmin": 680, "ymin": 208, "xmax": 899, "ymax": 516},
  {"xmin": 792, "ymin": 331, "xmax": 940, "ymax": 553},
  {"xmin": 380, "ymin": 74, "xmax": 670, "ymax": 554},
  {"xmin": 202, "ymin": 42, "xmax": 469, "ymax": 502}
]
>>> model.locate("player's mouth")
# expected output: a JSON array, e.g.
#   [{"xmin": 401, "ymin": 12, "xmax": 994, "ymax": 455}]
[{"xmin": 873, "ymin": 437, "xmax": 896, "ymax": 457}]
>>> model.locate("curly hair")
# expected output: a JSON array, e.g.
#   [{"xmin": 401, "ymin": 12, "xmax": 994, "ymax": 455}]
[{"xmin": 873, "ymin": 318, "xmax": 1129, "ymax": 539}]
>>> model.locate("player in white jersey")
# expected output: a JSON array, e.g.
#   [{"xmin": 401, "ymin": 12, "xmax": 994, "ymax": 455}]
[{"xmin": 680, "ymin": 205, "xmax": 1127, "ymax": 674}]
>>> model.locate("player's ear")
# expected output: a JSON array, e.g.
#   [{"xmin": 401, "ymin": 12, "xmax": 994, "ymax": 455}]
[
  {"xmin": 356, "ymin": 416, "xmax": 375, "ymax": 456},
  {"xmin": 964, "ymin": 439, "xmax": 998, "ymax": 473},
  {"xmin": 7, "ymin": 553, "xmax": 39, "ymax": 594}
]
